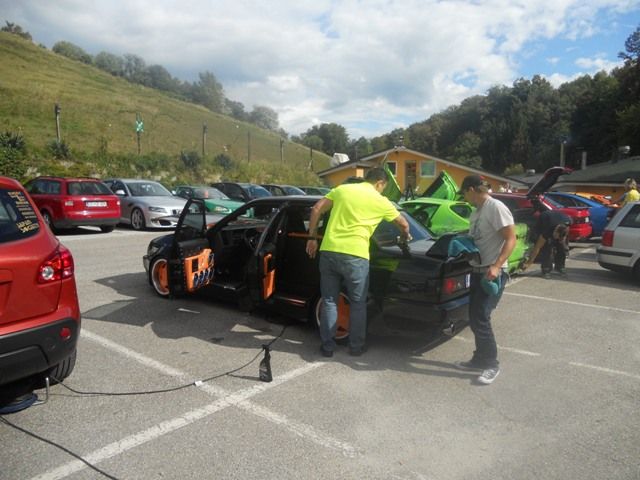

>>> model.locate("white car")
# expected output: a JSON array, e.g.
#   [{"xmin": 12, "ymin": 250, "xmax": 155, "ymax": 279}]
[
  {"xmin": 596, "ymin": 202, "xmax": 640, "ymax": 280},
  {"xmin": 104, "ymin": 179, "xmax": 187, "ymax": 230}
]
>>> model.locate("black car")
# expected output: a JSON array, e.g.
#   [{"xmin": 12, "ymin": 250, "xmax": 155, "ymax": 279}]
[
  {"xmin": 143, "ymin": 196, "xmax": 473, "ymax": 339},
  {"xmin": 211, "ymin": 182, "xmax": 271, "ymax": 203},
  {"xmin": 261, "ymin": 184, "xmax": 306, "ymax": 196}
]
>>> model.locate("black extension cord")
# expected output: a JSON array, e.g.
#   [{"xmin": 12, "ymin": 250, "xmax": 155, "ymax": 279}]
[{"xmin": 0, "ymin": 324, "xmax": 288, "ymax": 480}]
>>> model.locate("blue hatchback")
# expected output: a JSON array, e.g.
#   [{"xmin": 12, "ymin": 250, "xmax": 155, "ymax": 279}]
[{"xmin": 544, "ymin": 192, "xmax": 614, "ymax": 237}]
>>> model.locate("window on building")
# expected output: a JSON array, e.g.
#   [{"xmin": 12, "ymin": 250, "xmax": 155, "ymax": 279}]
[
  {"xmin": 420, "ymin": 160, "xmax": 435, "ymax": 177},
  {"xmin": 386, "ymin": 162, "xmax": 397, "ymax": 175}
]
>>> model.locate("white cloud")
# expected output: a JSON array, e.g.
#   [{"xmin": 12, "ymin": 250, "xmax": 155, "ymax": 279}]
[
  {"xmin": 575, "ymin": 55, "xmax": 623, "ymax": 71},
  {"xmin": 2, "ymin": 0, "xmax": 639, "ymax": 138}
]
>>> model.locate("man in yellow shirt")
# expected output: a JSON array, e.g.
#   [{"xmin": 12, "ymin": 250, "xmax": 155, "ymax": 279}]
[{"xmin": 306, "ymin": 168, "xmax": 410, "ymax": 357}]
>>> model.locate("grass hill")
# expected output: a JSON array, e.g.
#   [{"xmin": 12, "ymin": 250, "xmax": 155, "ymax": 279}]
[{"xmin": 0, "ymin": 32, "xmax": 330, "ymax": 185}]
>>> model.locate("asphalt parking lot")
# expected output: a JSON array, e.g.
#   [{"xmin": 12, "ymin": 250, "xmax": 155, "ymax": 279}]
[{"xmin": 1, "ymin": 227, "xmax": 639, "ymax": 480}]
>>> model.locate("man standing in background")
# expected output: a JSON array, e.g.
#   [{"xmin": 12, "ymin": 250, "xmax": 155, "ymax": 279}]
[{"xmin": 455, "ymin": 175, "xmax": 516, "ymax": 385}]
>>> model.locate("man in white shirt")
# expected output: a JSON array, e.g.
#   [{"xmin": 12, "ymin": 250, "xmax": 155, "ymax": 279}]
[{"xmin": 455, "ymin": 175, "xmax": 516, "ymax": 385}]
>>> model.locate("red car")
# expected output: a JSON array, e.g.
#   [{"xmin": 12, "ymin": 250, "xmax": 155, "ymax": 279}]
[
  {"xmin": 0, "ymin": 176, "xmax": 80, "ymax": 389},
  {"xmin": 491, "ymin": 167, "xmax": 592, "ymax": 241},
  {"xmin": 25, "ymin": 176, "xmax": 121, "ymax": 233}
]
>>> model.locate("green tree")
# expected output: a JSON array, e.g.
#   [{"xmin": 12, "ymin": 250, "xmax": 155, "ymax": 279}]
[
  {"xmin": 94, "ymin": 51, "xmax": 124, "ymax": 76},
  {"xmin": 302, "ymin": 123, "xmax": 349, "ymax": 155},
  {"xmin": 52, "ymin": 41, "xmax": 92, "ymax": 64},
  {"xmin": 1, "ymin": 21, "xmax": 32, "ymax": 41},
  {"xmin": 123, "ymin": 54, "xmax": 148, "ymax": 84},
  {"xmin": 190, "ymin": 71, "xmax": 225, "ymax": 113},
  {"xmin": 249, "ymin": 105, "xmax": 279, "ymax": 131}
]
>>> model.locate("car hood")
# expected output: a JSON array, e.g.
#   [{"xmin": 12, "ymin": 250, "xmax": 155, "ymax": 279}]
[
  {"xmin": 419, "ymin": 171, "xmax": 459, "ymax": 200},
  {"xmin": 527, "ymin": 167, "xmax": 572, "ymax": 198},
  {"xmin": 382, "ymin": 164, "xmax": 402, "ymax": 202},
  {"xmin": 134, "ymin": 196, "xmax": 187, "ymax": 207}
]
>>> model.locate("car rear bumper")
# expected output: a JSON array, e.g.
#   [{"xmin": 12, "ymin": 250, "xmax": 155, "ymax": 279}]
[
  {"xmin": 55, "ymin": 216, "xmax": 120, "ymax": 229},
  {"xmin": 380, "ymin": 294, "xmax": 469, "ymax": 333},
  {"xmin": 569, "ymin": 223, "xmax": 592, "ymax": 241},
  {"xmin": 0, "ymin": 317, "xmax": 79, "ymax": 386},
  {"xmin": 596, "ymin": 246, "xmax": 635, "ymax": 271}
]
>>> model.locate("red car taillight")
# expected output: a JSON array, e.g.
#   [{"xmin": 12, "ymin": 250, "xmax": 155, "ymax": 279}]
[
  {"xmin": 38, "ymin": 245, "xmax": 75, "ymax": 283},
  {"xmin": 443, "ymin": 274, "xmax": 469, "ymax": 296},
  {"xmin": 601, "ymin": 230, "xmax": 614, "ymax": 247}
]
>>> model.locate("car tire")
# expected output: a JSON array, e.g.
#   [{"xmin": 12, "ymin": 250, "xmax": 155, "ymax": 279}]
[
  {"xmin": 149, "ymin": 257, "xmax": 170, "ymax": 297},
  {"xmin": 41, "ymin": 210, "xmax": 57, "ymax": 233},
  {"xmin": 131, "ymin": 208, "xmax": 146, "ymax": 230},
  {"xmin": 633, "ymin": 260, "xmax": 640, "ymax": 283},
  {"xmin": 100, "ymin": 225, "xmax": 115, "ymax": 233},
  {"xmin": 313, "ymin": 294, "xmax": 350, "ymax": 340},
  {"xmin": 46, "ymin": 349, "xmax": 77, "ymax": 385}
]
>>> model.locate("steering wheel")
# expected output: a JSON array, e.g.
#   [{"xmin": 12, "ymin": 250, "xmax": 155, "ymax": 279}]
[{"xmin": 243, "ymin": 228, "xmax": 260, "ymax": 250}]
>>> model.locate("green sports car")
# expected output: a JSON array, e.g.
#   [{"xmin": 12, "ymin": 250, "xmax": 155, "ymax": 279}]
[
  {"xmin": 400, "ymin": 172, "xmax": 531, "ymax": 273},
  {"xmin": 173, "ymin": 185, "xmax": 244, "ymax": 215}
]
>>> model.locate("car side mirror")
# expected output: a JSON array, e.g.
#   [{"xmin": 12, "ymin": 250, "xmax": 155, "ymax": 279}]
[{"xmin": 115, "ymin": 189, "xmax": 126, "ymax": 196}]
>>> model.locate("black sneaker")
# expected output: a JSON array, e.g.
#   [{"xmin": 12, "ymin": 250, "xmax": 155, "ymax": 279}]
[
  {"xmin": 477, "ymin": 367, "xmax": 500, "ymax": 385},
  {"xmin": 454, "ymin": 360, "xmax": 484, "ymax": 372},
  {"xmin": 319, "ymin": 346, "xmax": 333, "ymax": 358}
]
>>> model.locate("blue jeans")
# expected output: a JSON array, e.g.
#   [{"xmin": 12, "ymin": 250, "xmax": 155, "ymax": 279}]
[
  {"xmin": 319, "ymin": 251, "xmax": 369, "ymax": 352},
  {"xmin": 468, "ymin": 270, "xmax": 508, "ymax": 368}
]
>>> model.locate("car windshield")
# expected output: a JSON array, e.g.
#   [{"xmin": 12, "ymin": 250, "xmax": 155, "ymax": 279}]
[
  {"xmin": 0, "ymin": 188, "xmax": 41, "ymax": 243},
  {"xmin": 373, "ymin": 211, "xmax": 431, "ymax": 245},
  {"xmin": 283, "ymin": 186, "xmax": 306, "ymax": 195},
  {"xmin": 67, "ymin": 181, "xmax": 112, "ymax": 195},
  {"xmin": 127, "ymin": 182, "xmax": 172, "ymax": 197},
  {"xmin": 193, "ymin": 187, "xmax": 229, "ymax": 200},
  {"xmin": 247, "ymin": 185, "xmax": 271, "ymax": 198}
]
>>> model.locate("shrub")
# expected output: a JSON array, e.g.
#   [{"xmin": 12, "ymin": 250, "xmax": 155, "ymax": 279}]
[{"xmin": 0, "ymin": 131, "xmax": 28, "ymax": 179}]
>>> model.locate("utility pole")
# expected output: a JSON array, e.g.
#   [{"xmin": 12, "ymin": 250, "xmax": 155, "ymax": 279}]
[
  {"xmin": 54, "ymin": 103, "xmax": 61, "ymax": 142},
  {"xmin": 202, "ymin": 123, "xmax": 207, "ymax": 158},
  {"xmin": 247, "ymin": 131, "xmax": 251, "ymax": 162},
  {"xmin": 308, "ymin": 147, "xmax": 314, "ymax": 170},
  {"xmin": 135, "ymin": 113, "xmax": 144, "ymax": 155},
  {"xmin": 280, "ymin": 138, "xmax": 284, "ymax": 163},
  {"xmin": 560, "ymin": 140, "xmax": 566, "ymax": 167}
]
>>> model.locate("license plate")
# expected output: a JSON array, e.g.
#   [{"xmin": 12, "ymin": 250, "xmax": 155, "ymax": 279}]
[
  {"xmin": 86, "ymin": 201, "xmax": 107, "ymax": 207},
  {"xmin": 465, "ymin": 273, "xmax": 471, "ymax": 288}
]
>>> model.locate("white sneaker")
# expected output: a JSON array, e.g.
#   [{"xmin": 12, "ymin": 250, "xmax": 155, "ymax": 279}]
[{"xmin": 477, "ymin": 367, "xmax": 500, "ymax": 385}]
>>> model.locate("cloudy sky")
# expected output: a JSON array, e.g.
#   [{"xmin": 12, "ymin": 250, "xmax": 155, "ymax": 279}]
[{"xmin": 2, "ymin": 1, "xmax": 639, "ymax": 139}]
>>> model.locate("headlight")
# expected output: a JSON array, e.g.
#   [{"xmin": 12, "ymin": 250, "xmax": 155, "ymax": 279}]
[
  {"xmin": 213, "ymin": 205, "xmax": 231, "ymax": 213},
  {"xmin": 148, "ymin": 206, "xmax": 167, "ymax": 213}
]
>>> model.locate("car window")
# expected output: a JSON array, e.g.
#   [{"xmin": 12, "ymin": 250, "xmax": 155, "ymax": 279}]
[
  {"xmin": 193, "ymin": 187, "xmax": 228, "ymax": 200},
  {"xmin": 43, "ymin": 180, "xmax": 61, "ymax": 194},
  {"xmin": 619, "ymin": 205, "xmax": 640, "ymax": 228},
  {"xmin": 0, "ymin": 188, "xmax": 41, "ymax": 243},
  {"xmin": 548, "ymin": 194, "xmax": 576, "ymax": 207},
  {"xmin": 126, "ymin": 181, "xmax": 172, "ymax": 196},
  {"xmin": 248, "ymin": 185, "xmax": 271, "ymax": 198},
  {"xmin": 67, "ymin": 181, "xmax": 113, "ymax": 195},
  {"xmin": 450, "ymin": 204, "xmax": 473, "ymax": 218}
]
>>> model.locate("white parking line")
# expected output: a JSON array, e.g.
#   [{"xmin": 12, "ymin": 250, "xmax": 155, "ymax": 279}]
[
  {"xmin": 504, "ymin": 292, "xmax": 640, "ymax": 315},
  {"xmin": 451, "ymin": 335, "xmax": 541, "ymax": 357},
  {"xmin": 31, "ymin": 362, "xmax": 326, "ymax": 480},
  {"xmin": 73, "ymin": 330, "xmax": 358, "ymax": 474},
  {"xmin": 569, "ymin": 362, "xmax": 640, "ymax": 381}
]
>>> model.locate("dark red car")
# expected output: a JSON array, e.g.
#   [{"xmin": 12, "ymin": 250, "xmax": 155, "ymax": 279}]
[
  {"xmin": 492, "ymin": 167, "xmax": 592, "ymax": 241},
  {"xmin": 25, "ymin": 176, "xmax": 120, "ymax": 233},
  {"xmin": 0, "ymin": 176, "xmax": 80, "ymax": 389}
]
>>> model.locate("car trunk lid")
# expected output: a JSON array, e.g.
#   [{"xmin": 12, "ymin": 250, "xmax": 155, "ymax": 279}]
[
  {"xmin": 0, "ymin": 188, "xmax": 63, "ymax": 326},
  {"xmin": 527, "ymin": 166, "xmax": 572, "ymax": 198}
]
